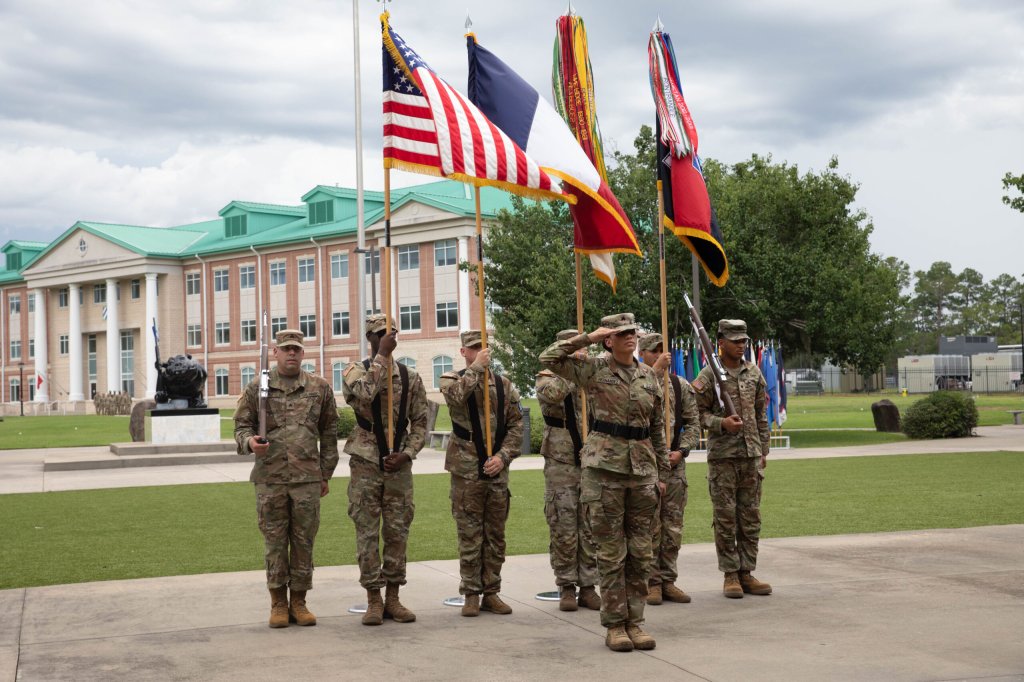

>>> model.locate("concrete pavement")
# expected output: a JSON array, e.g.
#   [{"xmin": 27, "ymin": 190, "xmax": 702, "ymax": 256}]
[{"xmin": 3, "ymin": 525, "xmax": 1023, "ymax": 681}]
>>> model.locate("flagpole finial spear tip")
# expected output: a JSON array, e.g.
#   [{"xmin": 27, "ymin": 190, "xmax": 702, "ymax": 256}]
[
  {"xmin": 465, "ymin": 11, "xmax": 473, "ymax": 30},
  {"xmin": 568, "ymin": 1, "xmax": 576, "ymax": 16},
  {"xmin": 653, "ymin": 16, "xmax": 664, "ymax": 32}
]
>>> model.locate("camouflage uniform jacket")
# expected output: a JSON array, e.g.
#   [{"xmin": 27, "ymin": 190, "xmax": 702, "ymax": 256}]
[
  {"xmin": 341, "ymin": 354, "xmax": 428, "ymax": 464},
  {"xmin": 535, "ymin": 369, "xmax": 583, "ymax": 465},
  {"xmin": 440, "ymin": 365, "xmax": 523, "ymax": 482},
  {"xmin": 692, "ymin": 361, "xmax": 770, "ymax": 460},
  {"xmin": 234, "ymin": 368, "xmax": 339, "ymax": 483},
  {"xmin": 539, "ymin": 334, "xmax": 670, "ymax": 481},
  {"xmin": 664, "ymin": 373, "xmax": 701, "ymax": 464}
]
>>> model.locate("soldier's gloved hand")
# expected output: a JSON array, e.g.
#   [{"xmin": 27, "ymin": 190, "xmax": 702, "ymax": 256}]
[
  {"xmin": 653, "ymin": 352, "xmax": 672, "ymax": 373},
  {"xmin": 470, "ymin": 347, "xmax": 491, "ymax": 371},
  {"xmin": 722, "ymin": 415, "xmax": 744, "ymax": 433},
  {"xmin": 482, "ymin": 455, "xmax": 504, "ymax": 476},
  {"xmin": 378, "ymin": 331, "xmax": 398, "ymax": 357},
  {"xmin": 668, "ymin": 450, "xmax": 683, "ymax": 467},
  {"xmin": 384, "ymin": 452, "xmax": 411, "ymax": 472},
  {"xmin": 248, "ymin": 436, "xmax": 270, "ymax": 457}
]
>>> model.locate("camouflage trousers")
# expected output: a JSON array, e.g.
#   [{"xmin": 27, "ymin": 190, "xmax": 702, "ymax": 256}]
[
  {"xmin": 347, "ymin": 456, "xmax": 415, "ymax": 590},
  {"xmin": 707, "ymin": 457, "xmax": 764, "ymax": 573},
  {"xmin": 580, "ymin": 467, "xmax": 659, "ymax": 628},
  {"xmin": 450, "ymin": 474, "xmax": 510, "ymax": 595},
  {"xmin": 543, "ymin": 459, "xmax": 598, "ymax": 588},
  {"xmin": 650, "ymin": 463, "xmax": 688, "ymax": 585},
  {"xmin": 255, "ymin": 482, "xmax": 322, "ymax": 591}
]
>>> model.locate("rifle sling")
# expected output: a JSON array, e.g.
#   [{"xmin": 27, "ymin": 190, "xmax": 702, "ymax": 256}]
[{"xmin": 670, "ymin": 374, "xmax": 684, "ymax": 453}]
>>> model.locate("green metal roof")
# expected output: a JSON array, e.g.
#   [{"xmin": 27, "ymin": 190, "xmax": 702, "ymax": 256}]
[
  {"xmin": 3, "ymin": 240, "xmax": 48, "ymax": 252},
  {"xmin": 218, "ymin": 201, "xmax": 306, "ymax": 217}
]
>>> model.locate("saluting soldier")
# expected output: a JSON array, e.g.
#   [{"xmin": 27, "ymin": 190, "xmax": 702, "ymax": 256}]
[
  {"xmin": 234, "ymin": 329, "xmax": 339, "ymax": 628},
  {"xmin": 342, "ymin": 314, "xmax": 429, "ymax": 626},
  {"xmin": 692, "ymin": 319, "xmax": 772, "ymax": 599},
  {"xmin": 637, "ymin": 333, "xmax": 700, "ymax": 606},
  {"xmin": 540, "ymin": 313, "xmax": 670, "ymax": 653},
  {"xmin": 536, "ymin": 329, "xmax": 600, "ymax": 612},
  {"xmin": 440, "ymin": 330, "xmax": 524, "ymax": 617}
]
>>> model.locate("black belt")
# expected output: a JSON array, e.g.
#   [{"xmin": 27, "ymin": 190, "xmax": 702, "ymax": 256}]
[
  {"xmin": 451, "ymin": 422, "xmax": 471, "ymax": 441},
  {"xmin": 591, "ymin": 419, "xmax": 650, "ymax": 440},
  {"xmin": 543, "ymin": 414, "xmax": 567, "ymax": 429}
]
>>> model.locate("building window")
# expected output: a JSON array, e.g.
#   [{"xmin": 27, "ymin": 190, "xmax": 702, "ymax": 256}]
[
  {"xmin": 58, "ymin": 288, "xmax": 68, "ymax": 308},
  {"xmin": 28, "ymin": 338, "xmax": 34, "ymax": 359},
  {"xmin": 215, "ymin": 368, "xmax": 229, "ymax": 396},
  {"xmin": 120, "ymin": 330, "xmax": 135, "ymax": 395},
  {"xmin": 298, "ymin": 258, "xmax": 315, "ymax": 283},
  {"xmin": 270, "ymin": 261, "xmax": 286, "ymax": 286},
  {"xmin": 9, "ymin": 378, "xmax": 20, "ymax": 402},
  {"xmin": 301, "ymin": 361, "xmax": 315, "ymax": 374},
  {"xmin": 93, "ymin": 284, "xmax": 106, "ymax": 304},
  {"xmin": 187, "ymin": 325, "xmax": 202, "ymax": 347},
  {"xmin": 331, "ymin": 253, "xmax": 348, "ymax": 279},
  {"xmin": 364, "ymin": 250, "xmax": 380, "ymax": 275},
  {"xmin": 436, "ymin": 301, "xmax": 459, "ymax": 330},
  {"xmin": 186, "ymin": 273, "xmax": 201, "ymax": 296},
  {"xmin": 225, "ymin": 214, "xmax": 247, "ymax": 238},
  {"xmin": 6, "ymin": 252, "xmax": 22, "ymax": 271},
  {"xmin": 131, "ymin": 279, "xmax": 140, "ymax": 299},
  {"xmin": 434, "ymin": 238, "xmax": 457, "ymax": 267},
  {"xmin": 332, "ymin": 362, "xmax": 344, "ymax": 391},
  {"xmin": 299, "ymin": 314, "xmax": 316, "ymax": 339},
  {"xmin": 398, "ymin": 244, "xmax": 420, "ymax": 271},
  {"xmin": 432, "ymin": 355, "xmax": 453, "ymax": 389},
  {"xmin": 241, "ymin": 366, "xmax": 256, "ymax": 387},
  {"xmin": 10, "ymin": 340, "xmax": 21, "ymax": 360},
  {"xmin": 28, "ymin": 295, "xmax": 35, "ymax": 314},
  {"xmin": 213, "ymin": 269, "xmax": 229, "ymax": 292},
  {"xmin": 9, "ymin": 295, "xmax": 20, "ymax": 315},
  {"xmin": 398, "ymin": 357, "xmax": 417, "ymax": 371},
  {"xmin": 271, "ymin": 316, "xmax": 287, "ymax": 336},
  {"xmin": 59, "ymin": 334, "xmax": 69, "ymax": 355},
  {"xmin": 400, "ymin": 305, "xmax": 421, "ymax": 332},
  {"xmin": 239, "ymin": 265, "xmax": 255, "ymax": 289},
  {"xmin": 308, "ymin": 199, "xmax": 334, "ymax": 225},
  {"xmin": 241, "ymin": 319, "xmax": 257, "ymax": 343},
  {"xmin": 332, "ymin": 311, "xmax": 350, "ymax": 336},
  {"xmin": 215, "ymin": 322, "xmax": 230, "ymax": 345}
]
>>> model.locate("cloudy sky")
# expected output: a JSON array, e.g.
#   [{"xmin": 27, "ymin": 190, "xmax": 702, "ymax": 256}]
[{"xmin": 1, "ymin": 0, "xmax": 1021, "ymax": 280}]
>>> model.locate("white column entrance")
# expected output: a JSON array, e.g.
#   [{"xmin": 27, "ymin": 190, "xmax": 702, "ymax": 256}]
[
  {"xmin": 68, "ymin": 284, "xmax": 84, "ymax": 401},
  {"xmin": 144, "ymin": 273, "xmax": 158, "ymax": 398},
  {"xmin": 105, "ymin": 278, "xmax": 120, "ymax": 393},
  {"xmin": 33, "ymin": 288, "xmax": 49, "ymax": 402},
  {"xmin": 457, "ymin": 236, "xmax": 471, "ymax": 332}
]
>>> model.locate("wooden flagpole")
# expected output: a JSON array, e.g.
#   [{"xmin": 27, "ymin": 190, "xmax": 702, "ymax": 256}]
[
  {"xmin": 574, "ymin": 252, "xmax": 589, "ymax": 440},
  {"xmin": 383, "ymin": 170, "xmax": 394, "ymax": 451},
  {"xmin": 474, "ymin": 187, "xmax": 493, "ymax": 457},
  {"xmin": 657, "ymin": 180, "xmax": 671, "ymax": 445}
]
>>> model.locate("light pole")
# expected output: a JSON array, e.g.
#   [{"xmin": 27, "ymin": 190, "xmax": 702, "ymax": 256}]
[{"xmin": 18, "ymin": 362, "xmax": 24, "ymax": 417}]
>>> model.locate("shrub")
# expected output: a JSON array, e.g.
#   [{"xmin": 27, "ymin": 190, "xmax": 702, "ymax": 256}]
[
  {"xmin": 528, "ymin": 407, "xmax": 544, "ymax": 454},
  {"xmin": 337, "ymin": 407, "xmax": 357, "ymax": 439},
  {"xmin": 902, "ymin": 391, "xmax": 978, "ymax": 439}
]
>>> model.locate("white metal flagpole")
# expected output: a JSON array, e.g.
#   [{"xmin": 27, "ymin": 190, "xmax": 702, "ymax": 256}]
[{"xmin": 353, "ymin": 0, "xmax": 368, "ymax": 360}]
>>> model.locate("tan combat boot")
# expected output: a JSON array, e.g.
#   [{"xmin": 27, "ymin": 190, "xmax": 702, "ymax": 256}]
[
  {"xmin": 268, "ymin": 587, "xmax": 289, "ymax": 628},
  {"xmin": 662, "ymin": 583, "xmax": 692, "ymax": 603},
  {"xmin": 646, "ymin": 582, "xmax": 663, "ymax": 605},
  {"xmin": 605, "ymin": 624, "xmax": 634, "ymax": 652},
  {"xmin": 723, "ymin": 572, "xmax": 743, "ymax": 599},
  {"xmin": 481, "ymin": 593, "xmax": 512, "ymax": 615},
  {"xmin": 461, "ymin": 593, "xmax": 480, "ymax": 617},
  {"xmin": 362, "ymin": 588, "xmax": 384, "ymax": 626},
  {"xmin": 625, "ymin": 623, "xmax": 656, "ymax": 650},
  {"xmin": 577, "ymin": 586, "xmax": 601, "ymax": 611},
  {"xmin": 559, "ymin": 585, "xmax": 578, "ymax": 612},
  {"xmin": 384, "ymin": 583, "xmax": 416, "ymax": 623},
  {"xmin": 288, "ymin": 589, "xmax": 317, "ymax": 626},
  {"xmin": 738, "ymin": 571, "xmax": 772, "ymax": 595}
]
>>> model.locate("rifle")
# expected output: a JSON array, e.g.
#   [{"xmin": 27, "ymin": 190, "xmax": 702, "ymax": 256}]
[
  {"xmin": 256, "ymin": 309, "xmax": 270, "ymax": 444},
  {"xmin": 683, "ymin": 293, "xmax": 737, "ymax": 417}
]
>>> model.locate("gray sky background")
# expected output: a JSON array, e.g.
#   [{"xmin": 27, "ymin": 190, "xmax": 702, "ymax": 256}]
[{"xmin": 1, "ymin": 0, "xmax": 1021, "ymax": 280}]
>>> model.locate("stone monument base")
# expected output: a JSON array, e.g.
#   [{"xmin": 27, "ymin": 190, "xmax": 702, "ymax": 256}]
[{"xmin": 150, "ymin": 408, "xmax": 220, "ymax": 444}]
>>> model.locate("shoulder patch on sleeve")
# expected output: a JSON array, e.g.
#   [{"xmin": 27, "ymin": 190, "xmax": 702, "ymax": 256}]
[
  {"xmin": 342, "ymin": 363, "xmax": 357, "ymax": 378},
  {"xmin": 691, "ymin": 376, "xmax": 708, "ymax": 392}
]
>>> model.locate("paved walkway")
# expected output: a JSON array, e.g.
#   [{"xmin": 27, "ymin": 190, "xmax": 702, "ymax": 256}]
[
  {"xmin": 1, "ymin": 425, "xmax": 1021, "ymax": 494},
  {"xmin": 3, "ymin": 525, "xmax": 1022, "ymax": 681}
]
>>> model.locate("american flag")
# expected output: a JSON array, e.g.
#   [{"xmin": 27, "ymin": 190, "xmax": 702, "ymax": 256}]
[{"xmin": 381, "ymin": 14, "xmax": 562, "ymax": 202}]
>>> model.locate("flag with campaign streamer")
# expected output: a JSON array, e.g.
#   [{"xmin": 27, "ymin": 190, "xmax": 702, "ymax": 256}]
[
  {"xmin": 648, "ymin": 26, "xmax": 729, "ymax": 287},
  {"xmin": 381, "ymin": 12, "xmax": 564, "ymax": 203},
  {"xmin": 548, "ymin": 13, "xmax": 642, "ymax": 289}
]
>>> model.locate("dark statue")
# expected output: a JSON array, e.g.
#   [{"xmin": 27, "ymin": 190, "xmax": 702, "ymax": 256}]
[{"xmin": 154, "ymin": 354, "xmax": 208, "ymax": 409}]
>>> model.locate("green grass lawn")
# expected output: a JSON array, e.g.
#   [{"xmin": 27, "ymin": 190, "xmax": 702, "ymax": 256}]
[
  {"xmin": 2, "ymin": 450, "xmax": 1022, "ymax": 590},
  {"xmin": 782, "ymin": 393, "xmax": 1023, "ymax": 428}
]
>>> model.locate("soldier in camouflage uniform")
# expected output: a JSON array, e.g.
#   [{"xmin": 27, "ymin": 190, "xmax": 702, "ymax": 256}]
[
  {"xmin": 342, "ymin": 314, "xmax": 428, "ymax": 626},
  {"xmin": 540, "ymin": 313, "xmax": 670, "ymax": 653},
  {"xmin": 536, "ymin": 329, "xmax": 600, "ymax": 612},
  {"xmin": 234, "ymin": 329, "xmax": 339, "ymax": 628},
  {"xmin": 637, "ymin": 333, "xmax": 700, "ymax": 606},
  {"xmin": 441, "ymin": 330, "xmax": 524, "ymax": 617},
  {"xmin": 691, "ymin": 319, "xmax": 772, "ymax": 599}
]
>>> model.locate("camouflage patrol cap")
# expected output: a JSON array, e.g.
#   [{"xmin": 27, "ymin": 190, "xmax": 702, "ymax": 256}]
[
  {"xmin": 599, "ymin": 312, "xmax": 637, "ymax": 333},
  {"xmin": 275, "ymin": 329, "xmax": 305, "ymax": 349},
  {"xmin": 365, "ymin": 313, "xmax": 388, "ymax": 334},
  {"xmin": 460, "ymin": 329, "xmax": 483, "ymax": 348},
  {"xmin": 638, "ymin": 333, "xmax": 664, "ymax": 352},
  {"xmin": 718, "ymin": 319, "xmax": 750, "ymax": 341},
  {"xmin": 556, "ymin": 328, "xmax": 579, "ymax": 341}
]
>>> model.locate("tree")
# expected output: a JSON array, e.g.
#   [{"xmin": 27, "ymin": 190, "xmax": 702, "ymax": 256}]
[
  {"xmin": 1002, "ymin": 172, "xmax": 1024, "ymax": 213},
  {"xmin": 910, "ymin": 261, "xmax": 958, "ymax": 342}
]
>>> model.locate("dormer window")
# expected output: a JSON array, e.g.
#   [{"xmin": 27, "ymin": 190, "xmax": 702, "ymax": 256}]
[
  {"xmin": 225, "ymin": 214, "xmax": 248, "ymax": 238},
  {"xmin": 5, "ymin": 252, "xmax": 21, "ymax": 270},
  {"xmin": 308, "ymin": 200, "xmax": 334, "ymax": 225}
]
